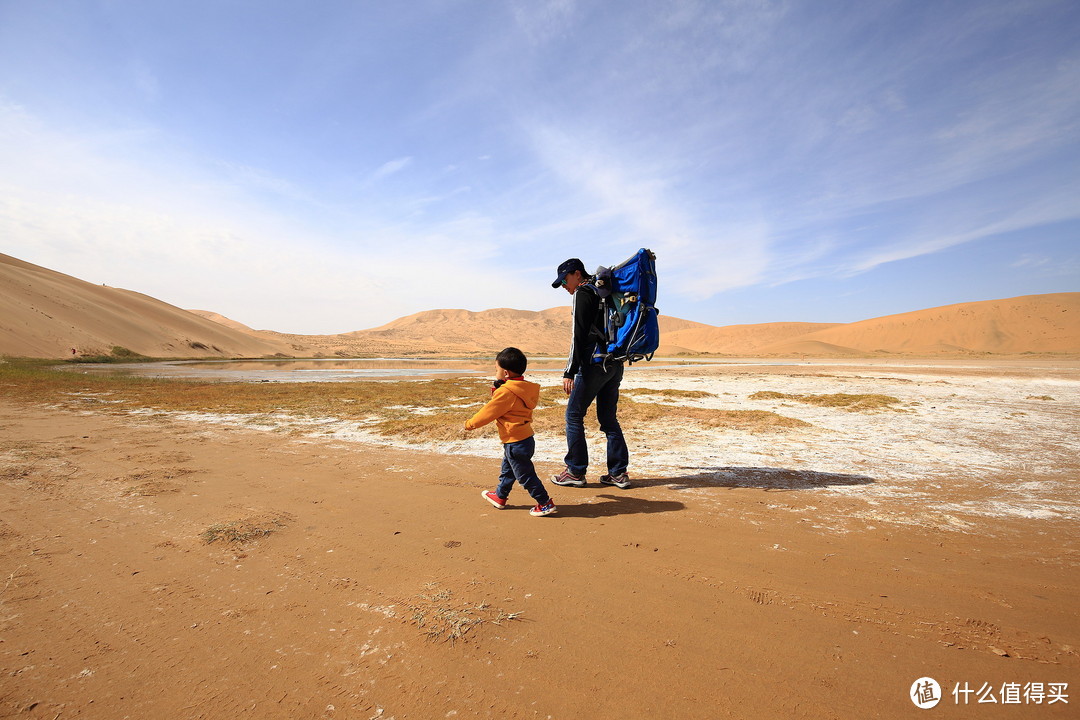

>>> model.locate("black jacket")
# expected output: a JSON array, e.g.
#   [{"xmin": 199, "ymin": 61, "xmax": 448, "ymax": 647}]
[{"xmin": 563, "ymin": 283, "xmax": 605, "ymax": 378}]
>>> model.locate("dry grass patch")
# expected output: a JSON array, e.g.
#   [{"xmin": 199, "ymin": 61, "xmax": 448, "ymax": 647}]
[
  {"xmin": 201, "ymin": 511, "xmax": 293, "ymax": 546},
  {"xmin": 0, "ymin": 442, "xmax": 74, "ymax": 490},
  {"xmin": 534, "ymin": 387, "xmax": 806, "ymax": 432},
  {"xmin": 122, "ymin": 480, "xmax": 182, "ymax": 497},
  {"xmin": 404, "ymin": 585, "xmax": 521, "ymax": 643},
  {"xmin": 623, "ymin": 401, "xmax": 809, "ymax": 430},
  {"xmin": 2, "ymin": 360, "xmax": 495, "ymax": 425},
  {"xmin": 750, "ymin": 391, "xmax": 902, "ymax": 411},
  {"xmin": 621, "ymin": 388, "xmax": 713, "ymax": 400},
  {"xmin": 371, "ymin": 411, "xmax": 481, "ymax": 442},
  {"xmin": 0, "ymin": 362, "xmax": 806, "ymax": 440},
  {"xmin": 1, "ymin": 361, "xmax": 491, "ymax": 418}
]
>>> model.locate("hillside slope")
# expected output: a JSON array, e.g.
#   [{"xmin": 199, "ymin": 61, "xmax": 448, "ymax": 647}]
[
  {"xmin": 0, "ymin": 254, "xmax": 299, "ymax": 359},
  {"xmin": 662, "ymin": 321, "xmax": 842, "ymax": 354},
  {"xmin": 758, "ymin": 293, "xmax": 1080, "ymax": 355}
]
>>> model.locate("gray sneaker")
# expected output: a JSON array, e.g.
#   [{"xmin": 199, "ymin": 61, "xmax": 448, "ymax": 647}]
[
  {"xmin": 599, "ymin": 472, "xmax": 631, "ymax": 489},
  {"xmin": 551, "ymin": 469, "xmax": 586, "ymax": 487}
]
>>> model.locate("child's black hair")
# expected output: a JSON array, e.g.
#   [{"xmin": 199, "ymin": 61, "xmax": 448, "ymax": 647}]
[{"xmin": 496, "ymin": 347, "xmax": 528, "ymax": 376}]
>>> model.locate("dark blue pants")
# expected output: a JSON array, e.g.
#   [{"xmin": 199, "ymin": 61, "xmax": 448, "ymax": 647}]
[
  {"xmin": 564, "ymin": 362, "xmax": 629, "ymax": 477},
  {"xmin": 496, "ymin": 436, "xmax": 550, "ymax": 504}
]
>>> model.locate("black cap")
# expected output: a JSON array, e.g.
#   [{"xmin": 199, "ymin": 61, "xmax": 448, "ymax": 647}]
[{"xmin": 551, "ymin": 258, "xmax": 586, "ymax": 288}]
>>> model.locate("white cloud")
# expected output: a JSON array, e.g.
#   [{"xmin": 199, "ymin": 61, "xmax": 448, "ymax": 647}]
[
  {"xmin": 524, "ymin": 122, "xmax": 771, "ymax": 298},
  {"xmin": 1012, "ymin": 254, "xmax": 1049, "ymax": 269},
  {"xmin": 837, "ymin": 182, "xmax": 1080, "ymax": 278},
  {"xmin": 371, "ymin": 156, "xmax": 413, "ymax": 181},
  {"xmin": 215, "ymin": 162, "xmax": 315, "ymax": 204},
  {"xmin": 512, "ymin": 0, "xmax": 577, "ymax": 45}
]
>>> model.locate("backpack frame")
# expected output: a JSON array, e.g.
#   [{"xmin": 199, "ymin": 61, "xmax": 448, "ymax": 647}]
[{"xmin": 590, "ymin": 248, "xmax": 659, "ymax": 367}]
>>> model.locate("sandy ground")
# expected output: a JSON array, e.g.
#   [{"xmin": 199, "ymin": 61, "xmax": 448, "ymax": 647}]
[{"xmin": 1, "ymin": 360, "xmax": 1078, "ymax": 718}]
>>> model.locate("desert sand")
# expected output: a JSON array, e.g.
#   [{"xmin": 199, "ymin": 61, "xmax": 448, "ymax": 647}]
[{"xmin": 2, "ymin": 359, "xmax": 1078, "ymax": 718}]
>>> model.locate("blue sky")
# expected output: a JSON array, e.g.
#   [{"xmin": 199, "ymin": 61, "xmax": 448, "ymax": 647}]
[{"xmin": 2, "ymin": 0, "xmax": 1078, "ymax": 333}]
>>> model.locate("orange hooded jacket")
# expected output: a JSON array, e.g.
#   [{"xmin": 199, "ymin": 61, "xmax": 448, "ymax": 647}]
[{"xmin": 464, "ymin": 378, "xmax": 540, "ymax": 444}]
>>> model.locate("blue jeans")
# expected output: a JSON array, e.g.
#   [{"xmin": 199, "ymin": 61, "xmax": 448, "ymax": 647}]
[
  {"xmin": 496, "ymin": 436, "xmax": 551, "ymax": 504},
  {"xmin": 564, "ymin": 362, "xmax": 629, "ymax": 477}
]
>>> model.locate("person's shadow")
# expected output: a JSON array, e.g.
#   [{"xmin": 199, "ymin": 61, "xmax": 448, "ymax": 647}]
[
  {"xmin": 554, "ymin": 493, "xmax": 685, "ymax": 519},
  {"xmin": 638, "ymin": 466, "xmax": 876, "ymax": 492},
  {"xmin": 549, "ymin": 467, "xmax": 875, "ymax": 518}
]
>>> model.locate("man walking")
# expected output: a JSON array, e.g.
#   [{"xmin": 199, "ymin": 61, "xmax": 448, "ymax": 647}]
[{"xmin": 550, "ymin": 258, "xmax": 631, "ymax": 489}]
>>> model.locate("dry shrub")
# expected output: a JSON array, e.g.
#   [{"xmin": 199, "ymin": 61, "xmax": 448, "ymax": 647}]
[{"xmin": 750, "ymin": 391, "xmax": 901, "ymax": 411}]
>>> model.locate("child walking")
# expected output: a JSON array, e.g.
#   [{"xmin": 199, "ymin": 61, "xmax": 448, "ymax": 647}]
[{"xmin": 465, "ymin": 347, "xmax": 557, "ymax": 517}]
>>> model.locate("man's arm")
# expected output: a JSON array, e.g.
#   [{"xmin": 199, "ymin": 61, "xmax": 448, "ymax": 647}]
[{"xmin": 563, "ymin": 286, "xmax": 599, "ymax": 380}]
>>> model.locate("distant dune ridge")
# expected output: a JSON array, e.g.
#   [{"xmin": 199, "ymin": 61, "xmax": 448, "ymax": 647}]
[
  {"xmin": 345, "ymin": 307, "xmax": 574, "ymax": 355},
  {"xmin": 660, "ymin": 321, "xmax": 843, "ymax": 355},
  {"xmin": 187, "ymin": 309, "xmax": 260, "ymax": 334},
  {"xmin": 322, "ymin": 295, "xmax": 1080, "ymax": 356},
  {"xmin": 753, "ymin": 293, "xmax": 1080, "ymax": 355},
  {"xmin": 1, "ymin": 252, "xmax": 1076, "ymax": 358},
  {"xmin": 0, "ymin": 253, "xmax": 297, "ymax": 359}
]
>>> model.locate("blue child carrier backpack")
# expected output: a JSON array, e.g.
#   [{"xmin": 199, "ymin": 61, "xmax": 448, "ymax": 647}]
[{"xmin": 591, "ymin": 248, "xmax": 659, "ymax": 366}]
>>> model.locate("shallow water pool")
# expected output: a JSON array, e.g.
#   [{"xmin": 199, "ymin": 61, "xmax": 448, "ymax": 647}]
[{"xmin": 65, "ymin": 357, "xmax": 570, "ymax": 382}]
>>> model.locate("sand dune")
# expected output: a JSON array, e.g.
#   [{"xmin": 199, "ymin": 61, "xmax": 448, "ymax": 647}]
[
  {"xmin": 4, "ymin": 252, "xmax": 1077, "ymax": 359},
  {"xmin": 337, "ymin": 309, "xmax": 711, "ymax": 356},
  {"xmin": 315, "ymin": 294, "xmax": 1079, "ymax": 357},
  {"xmin": 347, "ymin": 307, "xmax": 573, "ymax": 355},
  {"xmin": 269, "ymin": 309, "xmax": 766, "ymax": 357},
  {"xmin": 661, "ymin": 321, "xmax": 842, "ymax": 355},
  {"xmin": 233, "ymin": 307, "xmax": 574, "ymax": 358},
  {"xmin": 757, "ymin": 293, "xmax": 1080, "ymax": 355},
  {"xmin": 0, "ymin": 254, "xmax": 299, "ymax": 359},
  {"xmin": 187, "ymin": 309, "xmax": 261, "ymax": 334}
]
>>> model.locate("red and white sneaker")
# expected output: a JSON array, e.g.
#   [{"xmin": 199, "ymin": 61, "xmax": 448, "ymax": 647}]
[
  {"xmin": 481, "ymin": 490, "xmax": 506, "ymax": 509},
  {"xmin": 551, "ymin": 469, "xmax": 586, "ymax": 487},
  {"xmin": 529, "ymin": 499, "xmax": 557, "ymax": 517}
]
